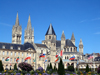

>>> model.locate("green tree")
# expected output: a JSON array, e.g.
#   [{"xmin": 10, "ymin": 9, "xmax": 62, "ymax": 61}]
[
  {"xmin": 46, "ymin": 64, "xmax": 50, "ymax": 71},
  {"xmin": 50, "ymin": 62, "xmax": 52, "ymax": 70},
  {"xmin": 14, "ymin": 63, "xmax": 17, "ymax": 70},
  {"xmin": 86, "ymin": 64, "xmax": 89, "ymax": 72},
  {"xmin": 57, "ymin": 58, "xmax": 65, "ymax": 75},
  {"xmin": 0, "ymin": 60, "xmax": 4, "ymax": 72}
]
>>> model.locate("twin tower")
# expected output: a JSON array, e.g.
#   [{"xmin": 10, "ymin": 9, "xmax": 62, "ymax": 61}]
[{"xmin": 12, "ymin": 12, "xmax": 34, "ymax": 44}]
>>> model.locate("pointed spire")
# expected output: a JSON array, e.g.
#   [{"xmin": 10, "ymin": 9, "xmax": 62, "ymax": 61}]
[
  {"xmin": 71, "ymin": 33, "xmax": 75, "ymax": 40},
  {"xmin": 27, "ymin": 14, "xmax": 32, "ymax": 30},
  {"xmin": 79, "ymin": 39, "xmax": 83, "ymax": 45},
  {"xmin": 15, "ymin": 12, "xmax": 19, "ymax": 26},
  {"xmin": 45, "ymin": 23, "xmax": 56, "ymax": 35},
  {"xmin": 61, "ymin": 31, "xmax": 65, "ymax": 39}
]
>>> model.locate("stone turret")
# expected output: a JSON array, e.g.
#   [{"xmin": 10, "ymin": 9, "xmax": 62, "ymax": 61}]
[
  {"xmin": 24, "ymin": 15, "xmax": 34, "ymax": 44},
  {"xmin": 79, "ymin": 39, "xmax": 83, "ymax": 54},
  {"xmin": 12, "ymin": 12, "xmax": 22, "ymax": 44},
  {"xmin": 71, "ymin": 33, "xmax": 75, "ymax": 45},
  {"xmin": 61, "ymin": 31, "xmax": 66, "ymax": 49}
]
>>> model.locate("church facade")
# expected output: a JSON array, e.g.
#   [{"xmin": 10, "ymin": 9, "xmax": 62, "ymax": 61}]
[{"xmin": 0, "ymin": 12, "xmax": 100, "ymax": 70}]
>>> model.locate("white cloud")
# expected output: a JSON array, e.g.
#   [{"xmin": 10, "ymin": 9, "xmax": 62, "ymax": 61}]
[
  {"xmin": 0, "ymin": 22, "xmax": 12, "ymax": 27},
  {"xmin": 79, "ymin": 20, "xmax": 87, "ymax": 23},
  {"xmin": 94, "ymin": 32, "xmax": 100, "ymax": 34},
  {"xmin": 91, "ymin": 18, "xmax": 100, "ymax": 21}
]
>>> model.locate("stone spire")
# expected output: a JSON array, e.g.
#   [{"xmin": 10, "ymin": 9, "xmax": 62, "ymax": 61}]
[
  {"xmin": 45, "ymin": 23, "xmax": 56, "ymax": 35},
  {"xmin": 24, "ymin": 14, "xmax": 34, "ymax": 44},
  {"xmin": 27, "ymin": 14, "xmax": 32, "ymax": 30},
  {"xmin": 79, "ymin": 39, "xmax": 83, "ymax": 45},
  {"xmin": 15, "ymin": 12, "xmax": 19, "ymax": 26},
  {"xmin": 71, "ymin": 33, "xmax": 75, "ymax": 40},
  {"xmin": 61, "ymin": 31, "xmax": 65, "ymax": 39}
]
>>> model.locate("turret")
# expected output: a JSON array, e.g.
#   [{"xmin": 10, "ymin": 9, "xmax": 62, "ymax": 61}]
[
  {"xmin": 71, "ymin": 33, "xmax": 75, "ymax": 45},
  {"xmin": 61, "ymin": 31, "xmax": 66, "ymax": 49},
  {"xmin": 79, "ymin": 39, "xmax": 83, "ymax": 54}
]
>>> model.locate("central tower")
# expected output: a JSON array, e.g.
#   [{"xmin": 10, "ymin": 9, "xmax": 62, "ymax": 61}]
[{"xmin": 24, "ymin": 15, "xmax": 34, "ymax": 44}]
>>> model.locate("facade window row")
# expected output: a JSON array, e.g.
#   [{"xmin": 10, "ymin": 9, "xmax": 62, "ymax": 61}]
[
  {"xmin": 2, "ymin": 45, "xmax": 21, "ymax": 50},
  {"xmin": 2, "ymin": 51, "xmax": 34, "ymax": 57},
  {"xmin": 64, "ymin": 47, "xmax": 76, "ymax": 52}
]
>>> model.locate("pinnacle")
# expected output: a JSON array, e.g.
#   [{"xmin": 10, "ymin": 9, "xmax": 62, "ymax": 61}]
[
  {"xmin": 61, "ymin": 30, "xmax": 65, "ymax": 39},
  {"xmin": 15, "ymin": 12, "xmax": 19, "ymax": 26},
  {"xmin": 71, "ymin": 33, "xmax": 75, "ymax": 40},
  {"xmin": 27, "ymin": 14, "xmax": 32, "ymax": 30}
]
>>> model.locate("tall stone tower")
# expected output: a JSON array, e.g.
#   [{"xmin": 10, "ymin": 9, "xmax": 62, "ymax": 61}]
[
  {"xmin": 61, "ymin": 31, "xmax": 66, "ymax": 49},
  {"xmin": 12, "ymin": 12, "xmax": 22, "ymax": 44},
  {"xmin": 24, "ymin": 15, "xmax": 34, "ymax": 44},
  {"xmin": 71, "ymin": 33, "xmax": 75, "ymax": 45},
  {"xmin": 79, "ymin": 39, "xmax": 83, "ymax": 54},
  {"xmin": 44, "ymin": 23, "xmax": 56, "ymax": 48}
]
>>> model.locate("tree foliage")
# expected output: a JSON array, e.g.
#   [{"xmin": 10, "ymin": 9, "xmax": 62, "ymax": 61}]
[
  {"xmin": 18, "ymin": 62, "xmax": 33, "ymax": 72},
  {"xmin": 50, "ymin": 62, "xmax": 52, "ymax": 70},
  {"xmin": 97, "ymin": 65, "xmax": 100, "ymax": 74},
  {"xmin": 68, "ymin": 65, "xmax": 74, "ymax": 72},
  {"xmin": 46, "ymin": 64, "xmax": 50, "ymax": 71},
  {"xmin": 86, "ymin": 64, "xmax": 89, "ymax": 72},
  {"xmin": 57, "ymin": 58, "xmax": 65, "ymax": 75},
  {"xmin": 14, "ymin": 63, "xmax": 17, "ymax": 70},
  {"xmin": 0, "ymin": 60, "xmax": 4, "ymax": 72}
]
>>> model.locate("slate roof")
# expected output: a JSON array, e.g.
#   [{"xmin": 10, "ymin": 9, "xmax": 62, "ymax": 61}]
[
  {"xmin": 0, "ymin": 42, "xmax": 35, "ymax": 50},
  {"xmin": 94, "ymin": 57, "xmax": 100, "ymax": 61},
  {"xmin": 65, "ymin": 39, "xmax": 76, "ymax": 47},
  {"xmin": 45, "ymin": 24, "xmax": 56, "ymax": 35},
  {"xmin": 35, "ymin": 43, "xmax": 48, "ymax": 48},
  {"xmin": 56, "ymin": 40, "xmax": 61, "ymax": 47},
  {"xmin": 56, "ymin": 39, "xmax": 76, "ymax": 48}
]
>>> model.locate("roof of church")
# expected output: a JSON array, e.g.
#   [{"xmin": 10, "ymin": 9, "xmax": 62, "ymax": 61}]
[
  {"xmin": 35, "ymin": 43, "xmax": 48, "ymax": 48},
  {"xmin": 61, "ymin": 31, "xmax": 65, "ymax": 39},
  {"xmin": 0, "ymin": 42, "xmax": 35, "ymax": 50},
  {"xmin": 45, "ymin": 24, "xmax": 56, "ymax": 35},
  {"xmin": 56, "ymin": 39, "xmax": 76, "ymax": 47}
]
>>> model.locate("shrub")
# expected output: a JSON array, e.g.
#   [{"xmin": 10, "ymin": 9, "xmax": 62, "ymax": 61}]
[
  {"xmin": 18, "ymin": 62, "xmax": 33, "ymax": 72},
  {"xmin": 50, "ymin": 63, "xmax": 52, "ymax": 70},
  {"xmin": 97, "ymin": 65, "xmax": 100, "ymax": 74},
  {"xmin": 0, "ymin": 60, "xmax": 4, "ymax": 72},
  {"xmin": 86, "ymin": 64, "xmax": 89, "ymax": 73},
  {"xmin": 67, "ymin": 65, "xmax": 74, "ymax": 72}
]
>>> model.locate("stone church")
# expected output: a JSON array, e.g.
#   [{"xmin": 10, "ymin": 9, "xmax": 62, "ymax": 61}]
[{"xmin": 0, "ymin": 12, "xmax": 100, "ymax": 70}]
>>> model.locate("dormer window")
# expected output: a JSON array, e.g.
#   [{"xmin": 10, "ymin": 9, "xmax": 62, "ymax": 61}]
[
  {"xmin": 64, "ymin": 48, "xmax": 66, "ymax": 52},
  {"xmin": 2, "ymin": 45, "xmax": 5, "ymax": 49},
  {"xmin": 10, "ymin": 46, "xmax": 13, "ymax": 49},
  {"xmin": 18, "ymin": 47, "xmax": 20, "ymax": 50}
]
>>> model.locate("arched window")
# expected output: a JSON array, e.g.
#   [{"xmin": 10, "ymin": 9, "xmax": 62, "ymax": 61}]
[
  {"xmin": 64, "ymin": 48, "xmax": 66, "ymax": 52},
  {"xmin": 67, "ymin": 48, "xmax": 69, "ymax": 52},
  {"xmin": 65, "ymin": 56, "xmax": 66, "ymax": 59},
  {"xmin": 71, "ymin": 48, "xmax": 72, "ymax": 52},
  {"xmin": 67, "ymin": 56, "xmax": 69, "ymax": 59},
  {"xmin": 49, "ymin": 36, "xmax": 51, "ymax": 39},
  {"xmin": 74, "ymin": 48, "xmax": 76, "ymax": 52}
]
